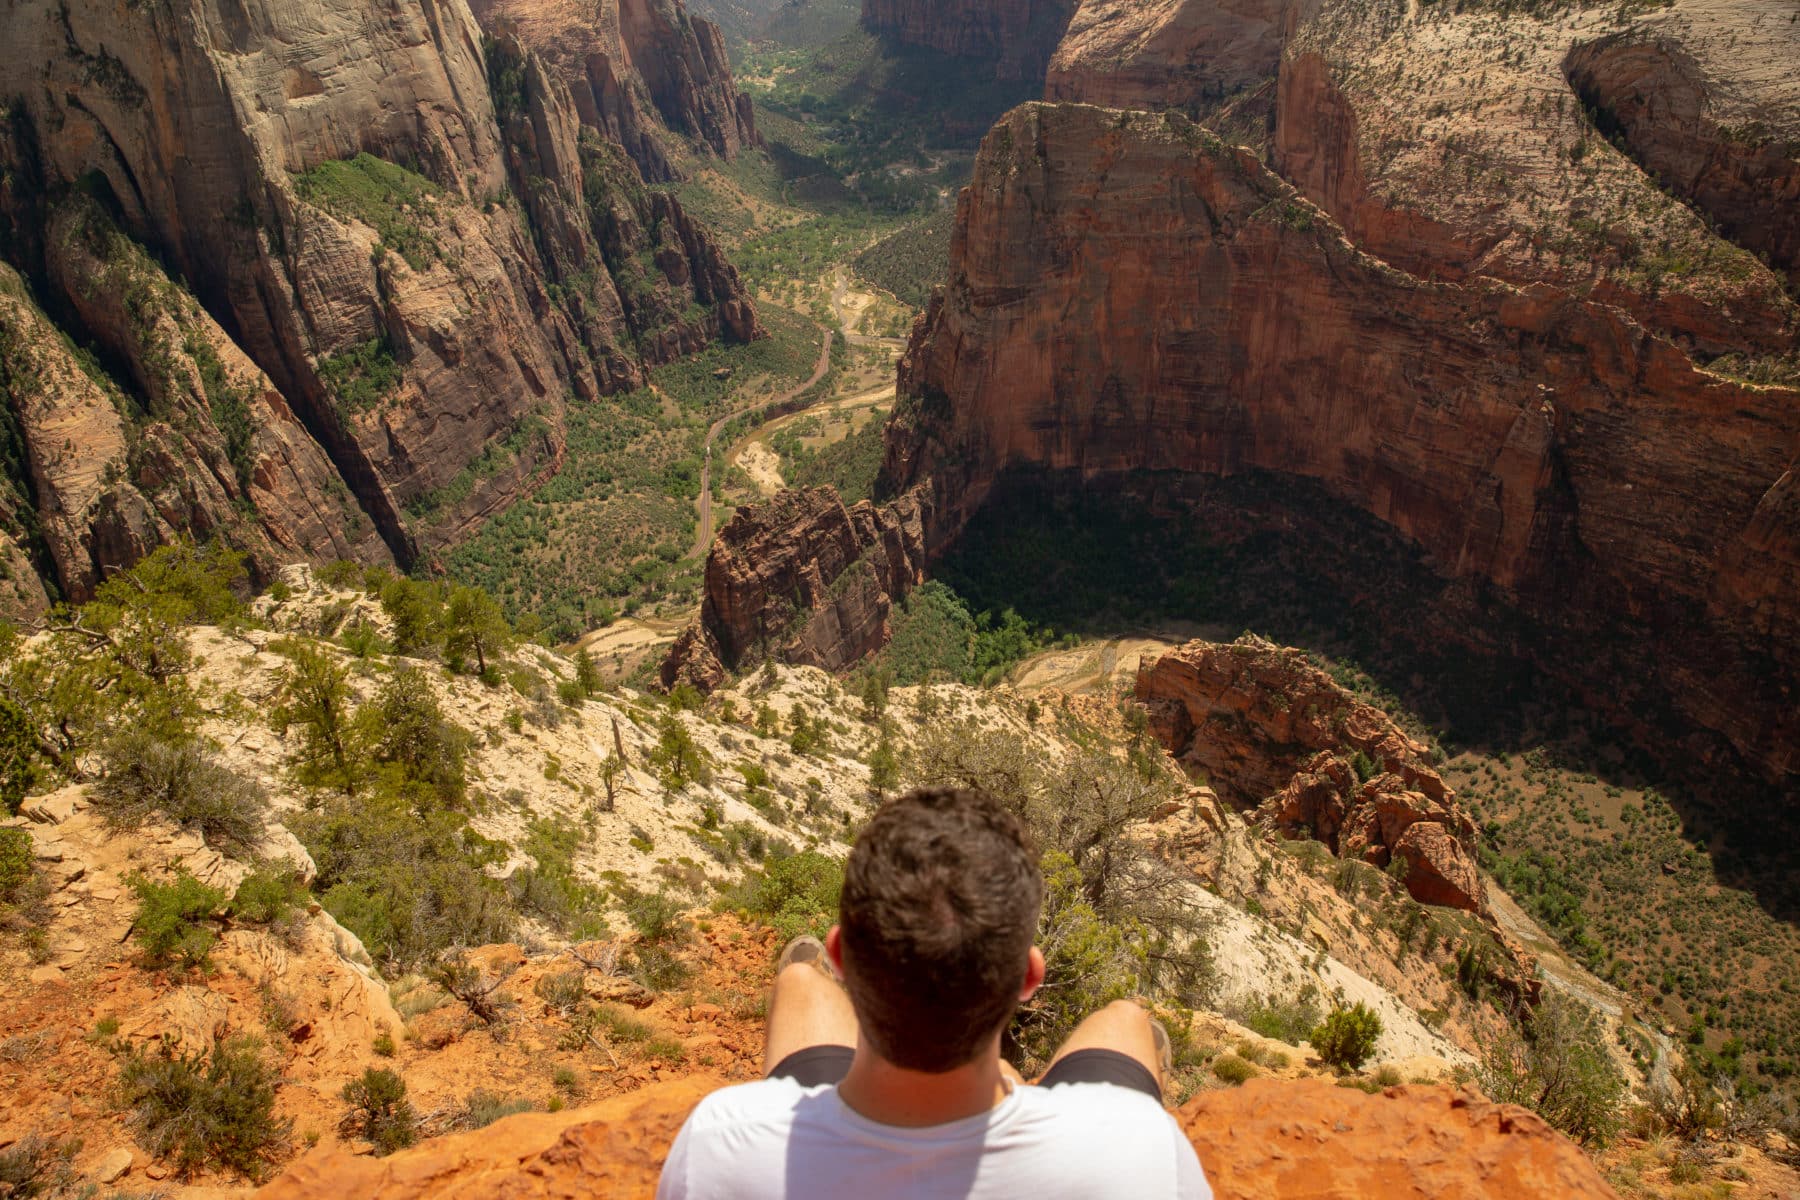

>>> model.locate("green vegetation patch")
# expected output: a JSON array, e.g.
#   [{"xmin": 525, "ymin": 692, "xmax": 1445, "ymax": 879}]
[
  {"xmin": 295, "ymin": 153, "xmax": 444, "ymax": 270},
  {"xmin": 317, "ymin": 337, "xmax": 403, "ymax": 417},
  {"xmin": 853, "ymin": 211, "xmax": 954, "ymax": 311}
]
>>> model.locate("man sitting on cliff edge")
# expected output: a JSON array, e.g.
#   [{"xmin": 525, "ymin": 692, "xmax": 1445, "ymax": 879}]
[{"xmin": 658, "ymin": 786, "xmax": 1212, "ymax": 1199}]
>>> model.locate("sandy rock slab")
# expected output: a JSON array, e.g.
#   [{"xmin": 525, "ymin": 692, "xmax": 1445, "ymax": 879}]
[{"xmin": 253, "ymin": 1076, "xmax": 1616, "ymax": 1199}]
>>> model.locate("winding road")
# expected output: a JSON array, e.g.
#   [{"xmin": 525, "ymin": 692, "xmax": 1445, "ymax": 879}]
[{"xmin": 687, "ymin": 327, "xmax": 834, "ymax": 561}]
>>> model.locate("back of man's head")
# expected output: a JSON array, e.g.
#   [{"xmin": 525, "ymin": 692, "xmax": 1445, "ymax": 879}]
[{"xmin": 838, "ymin": 787, "xmax": 1043, "ymax": 1073}]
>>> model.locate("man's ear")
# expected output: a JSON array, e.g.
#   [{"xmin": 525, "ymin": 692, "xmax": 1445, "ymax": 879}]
[
  {"xmin": 1020, "ymin": 946, "xmax": 1046, "ymax": 1002},
  {"xmin": 826, "ymin": 925, "xmax": 845, "ymax": 976}
]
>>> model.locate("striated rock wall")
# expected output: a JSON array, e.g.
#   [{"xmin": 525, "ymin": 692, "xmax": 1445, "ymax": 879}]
[
  {"xmin": 469, "ymin": 0, "xmax": 758, "ymax": 182},
  {"xmin": 1045, "ymin": 0, "xmax": 1295, "ymax": 111},
  {"xmin": 662, "ymin": 486, "xmax": 927, "ymax": 691},
  {"xmin": 1136, "ymin": 637, "xmax": 1483, "ymax": 912},
  {"xmin": 861, "ymin": 0, "xmax": 1078, "ymax": 80},
  {"xmin": 1564, "ymin": 22, "xmax": 1800, "ymax": 292},
  {"xmin": 253, "ymin": 1075, "xmax": 1621, "ymax": 1199},
  {"xmin": 880, "ymin": 102, "xmax": 1800, "ymax": 783},
  {"xmin": 0, "ymin": 0, "xmax": 757, "ymax": 599}
]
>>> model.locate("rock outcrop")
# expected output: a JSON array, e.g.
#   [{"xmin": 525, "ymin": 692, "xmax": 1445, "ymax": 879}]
[
  {"xmin": 661, "ymin": 486, "xmax": 927, "ymax": 691},
  {"xmin": 254, "ymin": 1075, "xmax": 1621, "ymax": 1199},
  {"xmin": 879, "ymin": 101, "xmax": 1800, "ymax": 785},
  {"xmin": 0, "ymin": 0, "xmax": 758, "ymax": 601},
  {"xmin": 862, "ymin": 0, "xmax": 1078, "ymax": 80},
  {"xmin": 1136, "ymin": 637, "xmax": 1484, "ymax": 912},
  {"xmin": 469, "ymin": 0, "xmax": 758, "ymax": 183},
  {"xmin": 1564, "ymin": 19, "xmax": 1800, "ymax": 292},
  {"xmin": 1045, "ymin": 0, "xmax": 1289, "ymax": 111}
]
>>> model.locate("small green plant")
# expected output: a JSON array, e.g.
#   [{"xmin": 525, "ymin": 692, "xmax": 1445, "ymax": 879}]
[
  {"xmin": 458, "ymin": 1089, "xmax": 534, "ymax": 1130},
  {"xmin": 129, "ymin": 871, "xmax": 228, "ymax": 969},
  {"xmin": 231, "ymin": 866, "xmax": 307, "ymax": 924},
  {"xmin": 119, "ymin": 1035, "xmax": 289, "ymax": 1179},
  {"xmin": 1310, "ymin": 1002, "xmax": 1383, "ymax": 1072},
  {"xmin": 341, "ymin": 1067, "xmax": 418, "ymax": 1155},
  {"xmin": 372, "ymin": 1033, "xmax": 397, "ymax": 1057},
  {"xmin": 722, "ymin": 850, "xmax": 843, "ymax": 945},
  {"xmin": 551, "ymin": 1065, "xmax": 581, "ymax": 1095},
  {"xmin": 1212, "ymin": 1053, "xmax": 1258, "ymax": 1085},
  {"xmin": 0, "ymin": 827, "xmax": 32, "ymax": 902}
]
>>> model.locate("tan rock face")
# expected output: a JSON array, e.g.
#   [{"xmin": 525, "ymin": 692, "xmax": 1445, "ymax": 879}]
[
  {"xmin": 882, "ymin": 101, "xmax": 1800, "ymax": 784},
  {"xmin": 1045, "ymin": 0, "xmax": 1291, "ymax": 110},
  {"xmin": 1135, "ymin": 637, "xmax": 1484, "ymax": 912},
  {"xmin": 253, "ymin": 1075, "xmax": 1619, "ymax": 1199},
  {"xmin": 1564, "ymin": 13, "xmax": 1800, "ymax": 292},
  {"xmin": 469, "ymin": 0, "xmax": 757, "ymax": 182},
  {"xmin": 661, "ymin": 486, "xmax": 927, "ymax": 690},
  {"xmin": 861, "ymin": 0, "xmax": 1078, "ymax": 80}
]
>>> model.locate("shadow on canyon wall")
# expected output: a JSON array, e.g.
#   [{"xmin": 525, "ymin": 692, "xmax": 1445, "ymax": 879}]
[{"xmin": 931, "ymin": 469, "xmax": 1800, "ymax": 932}]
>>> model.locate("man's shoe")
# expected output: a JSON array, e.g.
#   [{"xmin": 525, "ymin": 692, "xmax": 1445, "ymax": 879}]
[{"xmin": 777, "ymin": 934, "xmax": 838, "ymax": 980}]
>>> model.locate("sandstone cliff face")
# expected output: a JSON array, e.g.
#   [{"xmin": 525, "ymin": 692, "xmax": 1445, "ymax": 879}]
[
  {"xmin": 1136, "ymin": 637, "xmax": 1483, "ymax": 912},
  {"xmin": 253, "ymin": 1075, "xmax": 1621, "ymax": 1199},
  {"xmin": 1045, "ymin": 0, "xmax": 1293, "ymax": 111},
  {"xmin": 1043, "ymin": 0, "xmax": 1797, "ymax": 359},
  {"xmin": 662, "ymin": 486, "xmax": 927, "ymax": 690},
  {"xmin": 883, "ymin": 102, "xmax": 1800, "ymax": 783},
  {"xmin": 469, "ymin": 0, "xmax": 758, "ymax": 183},
  {"xmin": 0, "ymin": 0, "xmax": 757, "ymax": 597},
  {"xmin": 862, "ymin": 0, "xmax": 1078, "ymax": 80},
  {"xmin": 1564, "ymin": 16, "xmax": 1800, "ymax": 292}
]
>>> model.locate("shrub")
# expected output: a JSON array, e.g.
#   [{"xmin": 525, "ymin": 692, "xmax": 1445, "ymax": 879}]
[
  {"xmin": 534, "ymin": 969, "xmax": 587, "ymax": 1013},
  {"xmin": 272, "ymin": 642, "xmax": 360, "ymax": 793},
  {"xmin": 119, "ymin": 1035, "xmax": 288, "ymax": 1179},
  {"xmin": 649, "ymin": 716, "xmax": 709, "ymax": 788},
  {"xmin": 722, "ymin": 850, "xmax": 843, "ymax": 945},
  {"xmin": 94, "ymin": 731, "xmax": 267, "ymax": 851},
  {"xmin": 430, "ymin": 950, "xmax": 516, "ymax": 1024},
  {"xmin": 0, "ymin": 827, "xmax": 31, "ymax": 903},
  {"xmin": 0, "ymin": 697, "xmax": 35, "ymax": 816},
  {"xmin": 1311, "ymin": 1002, "xmax": 1383, "ymax": 1072},
  {"xmin": 1212, "ymin": 1054, "xmax": 1258, "ymax": 1085},
  {"xmin": 459, "ymin": 1090, "xmax": 533, "ymax": 1129},
  {"xmin": 1477, "ymin": 993, "xmax": 1626, "ymax": 1147},
  {"xmin": 1238, "ymin": 996, "xmax": 1323, "ymax": 1044},
  {"xmin": 231, "ymin": 866, "xmax": 308, "ymax": 924},
  {"xmin": 0, "ymin": 1133, "xmax": 76, "ymax": 1197},
  {"xmin": 362, "ymin": 664, "xmax": 468, "ymax": 810},
  {"xmin": 129, "ymin": 871, "xmax": 228, "ymax": 969},
  {"xmin": 341, "ymin": 1068, "xmax": 417, "ymax": 1155}
]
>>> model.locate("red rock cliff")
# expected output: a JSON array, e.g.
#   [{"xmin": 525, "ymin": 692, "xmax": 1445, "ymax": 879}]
[
  {"xmin": 662, "ymin": 486, "xmax": 927, "ymax": 691},
  {"xmin": 1136, "ymin": 637, "xmax": 1484, "ymax": 912},
  {"xmin": 0, "ymin": 0, "xmax": 757, "ymax": 595},
  {"xmin": 469, "ymin": 0, "xmax": 758, "ymax": 183},
  {"xmin": 253, "ymin": 1075, "xmax": 1621, "ymax": 1199},
  {"xmin": 861, "ymin": 0, "xmax": 1078, "ymax": 80},
  {"xmin": 881, "ymin": 101, "xmax": 1800, "ymax": 783}
]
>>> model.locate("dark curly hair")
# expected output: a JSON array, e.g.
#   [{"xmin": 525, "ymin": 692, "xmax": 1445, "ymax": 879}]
[{"xmin": 838, "ymin": 787, "xmax": 1043, "ymax": 1072}]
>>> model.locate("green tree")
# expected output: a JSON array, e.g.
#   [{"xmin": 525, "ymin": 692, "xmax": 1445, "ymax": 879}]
[
  {"xmin": 1311, "ymin": 1002, "xmax": 1383, "ymax": 1072},
  {"xmin": 272, "ymin": 642, "xmax": 361, "ymax": 793},
  {"xmin": 361, "ymin": 664, "xmax": 467, "ymax": 810},
  {"xmin": 573, "ymin": 648, "xmax": 602, "ymax": 698},
  {"xmin": 649, "ymin": 715, "xmax": 708, "ymax": 788},
  {"xmin": 443, "ymin": 585, "xmax": 510, "ymax": 676},
  {"xmin": 379, "ymin": 577, "xmax": 443, "ymax": 656},
  {"xmin": 0, "ymin": 697, "xmax": 34, "ymax": 815},
  {"xmin": 1477, "ymin": 993, "xmax": 1626, "ymax": 1146}
]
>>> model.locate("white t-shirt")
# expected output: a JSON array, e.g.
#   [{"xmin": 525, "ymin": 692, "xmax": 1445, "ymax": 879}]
[{"xmin": 656, "ymin": 1075, "xmax": 1213, "ymax": 1199}]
